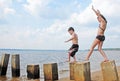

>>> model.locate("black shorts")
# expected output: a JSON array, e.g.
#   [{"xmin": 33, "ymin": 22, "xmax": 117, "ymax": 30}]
[
  {"xmin": 96, "ymin": 35, "xmax": 105, "ymax": 41},
  {"xmin": 69, "ymin": 44, "xmax": 79, "ymax": 57}
]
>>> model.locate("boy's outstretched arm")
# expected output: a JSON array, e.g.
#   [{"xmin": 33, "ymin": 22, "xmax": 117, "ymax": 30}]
[{"xmin": 65, "ymin": 34, "xmax": 75, "ymax": 43}]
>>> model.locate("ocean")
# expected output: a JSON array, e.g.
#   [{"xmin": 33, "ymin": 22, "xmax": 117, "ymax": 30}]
[{"xmin": 0, "ymin": 49, "xmax": 120, "ymax": 80}]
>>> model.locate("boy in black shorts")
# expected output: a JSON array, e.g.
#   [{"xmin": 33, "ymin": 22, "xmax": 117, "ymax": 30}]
[{"xmin": 65, "ymin": 27, "xmax": 79, "ymax": 62}]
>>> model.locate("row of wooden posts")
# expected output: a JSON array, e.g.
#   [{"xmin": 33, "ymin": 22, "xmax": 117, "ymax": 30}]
[{"xmin": 0, "ymin": 54, "xmax": 119, "ymax": 81}]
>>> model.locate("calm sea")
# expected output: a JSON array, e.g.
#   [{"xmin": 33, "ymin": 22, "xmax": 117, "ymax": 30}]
[{"xmin": 0, "ymin": 49, "xmax": 120, "ymax": 80}]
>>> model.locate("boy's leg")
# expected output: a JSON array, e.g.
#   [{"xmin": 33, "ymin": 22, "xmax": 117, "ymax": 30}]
[
  {"xmin": 73, "ymin": 55, "xmax": 76, "ymax": 62},
  {"xmin": 66, "ymin": 48, "xmax": 76, "ymax": 62},
  {"xmin": 68, "ymin": 52, "xmax": 71, "ymax": 62},
  {"xmin": 66, "ymin": 51, "xmax": 71, "ymax": 62},
  {"xmin": 71, "ymin": 50, "xmax": 77, "ymax": 62}
]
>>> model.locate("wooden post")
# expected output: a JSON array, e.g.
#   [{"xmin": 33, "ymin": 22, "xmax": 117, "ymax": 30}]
[
  {"xmin": 70, "ymin": 62, "xmax": 76, "ymax": 80},
  {"xmin": 74, "ymin": 61, "xmax": 91, "ymax": 81},
  {"xmin": 27, "ymin": 65, "xmax": 40, "ymax": 79},
  {"xmin": 0, "ymin": 54, "xmax": 10, "ymax": 76},
  {"xmin": 43, "ymin": 63, "xmax": 58, "ymax": 81},
  {"xmin": 11, "ymin": 54, "xmax": 20, "ymax": 77},
  {"xmin": 101, "ymin": 60, "xmax": 119, "ymax": 81}
]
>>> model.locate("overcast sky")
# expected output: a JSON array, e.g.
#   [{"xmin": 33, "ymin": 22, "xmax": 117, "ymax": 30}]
[{"xmin": 0, "ymin": 0, "xmax": 120, "ymax": 50}]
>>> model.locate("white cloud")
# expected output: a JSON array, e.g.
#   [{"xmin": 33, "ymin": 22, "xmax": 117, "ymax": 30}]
[
  {"xmin": 92, "ymin": 0, "xmax": 120, "ymax": 17},
  {"xmin": 66, "ymin": 0, "xmax": 120, "ymax": 26},
  {"xmin": 0, "ymin": 0, "xmax": 15, "ymax": 16},
  {"xmin": 0, "ymin": 25, "xmax": 67, "ymax": 49},
  {"xmin": 108, "ymin": 26, "xmax": 120, "ymax": 34},
  {"xmin": 39, "ymin": 0, "xmax": 120, "ymax": 49},
  {"xmin": 0, "ymin": 0, "xmax": 12, "ymax": 7},
  {"xmin": 23, "ymin": 0, "xmax": 51, "ymax": 16},
  {"xmin": 0, "ymin": 27, "xmax": 42, "ymax": 49},
  {"xmin": 16, "ymin": 0, "xmax": 23, "ymax": 3},
  {"xmin": 23, "ymin": 0, "xmax": 82, "ymax": 20},
  {"xmin": 4, "ymin": 7, "xmax": 15, "ymax": 15},
  {"xmin": 68, "ymin": 8, "xmax": 95, "ymax": 25}
]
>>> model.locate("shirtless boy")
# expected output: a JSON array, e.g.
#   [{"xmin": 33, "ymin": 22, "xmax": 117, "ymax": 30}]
[
  {"xmin": 85, "ymin": 6, "xmax": 109, "ymax": 62},
  {"xmin": 65, "ymin": 27, "xmax": 79, "ymax": 62}
]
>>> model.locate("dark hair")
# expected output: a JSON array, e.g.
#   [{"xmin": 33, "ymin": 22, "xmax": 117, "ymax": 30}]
[
  {"xmin": 68, "ymin": 27, "xmax": 74, "ymax": 31},
  {"xmin": 100, "ymin": 14, "xmax": 107, "ymax": 23}
]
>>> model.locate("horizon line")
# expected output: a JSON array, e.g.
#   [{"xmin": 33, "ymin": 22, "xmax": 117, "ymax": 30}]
[{"xmin": 0, "ymin": 48, "xmax": 120, "ymax": 51}]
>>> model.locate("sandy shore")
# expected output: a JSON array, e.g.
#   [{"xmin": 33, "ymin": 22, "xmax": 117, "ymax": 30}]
[{"xmin": 0, "ymin": 66, "xmax": 120, "ymax": 81}]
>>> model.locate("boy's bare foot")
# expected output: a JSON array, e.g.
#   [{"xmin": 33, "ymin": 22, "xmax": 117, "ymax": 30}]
[
  {"xmin": 85, "ymin": 58, "xmax": 89, "ymax": 61},
  {"xmin": 103, "ymin": 59, "xmax": 109, "ymax": 62},
  {"xmin": 66, "ymin": 60, "xmax": 70, "ymax": 62},
  {"xmin": 71, "ymin": 61, "xmax": 77, "ymax": 63}
]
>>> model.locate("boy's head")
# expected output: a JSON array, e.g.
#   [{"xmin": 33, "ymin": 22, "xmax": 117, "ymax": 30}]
[{"xmin": 68, "ymin": 27, "xmax": 74, "ymax": 35}]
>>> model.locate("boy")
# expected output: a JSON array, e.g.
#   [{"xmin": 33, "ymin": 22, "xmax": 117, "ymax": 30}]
[{"xmin": 65, "ymin": 27, "xmax": 79, "ymax": 62}]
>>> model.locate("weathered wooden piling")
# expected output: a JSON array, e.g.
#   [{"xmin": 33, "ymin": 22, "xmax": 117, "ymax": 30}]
[
  {"xmin": 0, "ymin": 54, "xmax": 10, "ymax": 76},
  {"xmin": 43, "ymin": 63, "xmax": 58, "ymax": 81},
  {"xmin": 27, "ymin": 65, "xmax": 40, "ymax": 79},
  {"xmin": 101, "ymin": 60, "xmax": 119, "ymax": 81},
  {"xmin": 70, "ymin": 62, "xmax": 76, "ymax": 80},
  {"xmin": 11, "ymin": 54, "xmax": 20, "ymax": 77},
  {"xmin": 74, "ymin": 61, "xmax": 91, "ymax": 81}
]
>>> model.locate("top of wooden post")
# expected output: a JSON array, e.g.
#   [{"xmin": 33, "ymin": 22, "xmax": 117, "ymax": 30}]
[
  {"xmin": 44, "ymin": 63, "xmax": 57, "ymax": 65},
  {"xmin": 75, "ymin": 61, "xmax": 90, "ymax": 64},
  {"xmin": 12, "ymin": 54, "xmax": 19, "ymax": 56},
  {"xmin": 101, "ymin": 60, "xmax": 114, "ymax": 64}
]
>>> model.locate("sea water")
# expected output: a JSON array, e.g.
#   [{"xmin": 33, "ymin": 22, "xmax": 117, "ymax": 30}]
[{"xmin": 0, "ymin": 49, "xmax": 120, "ymax": 80}]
